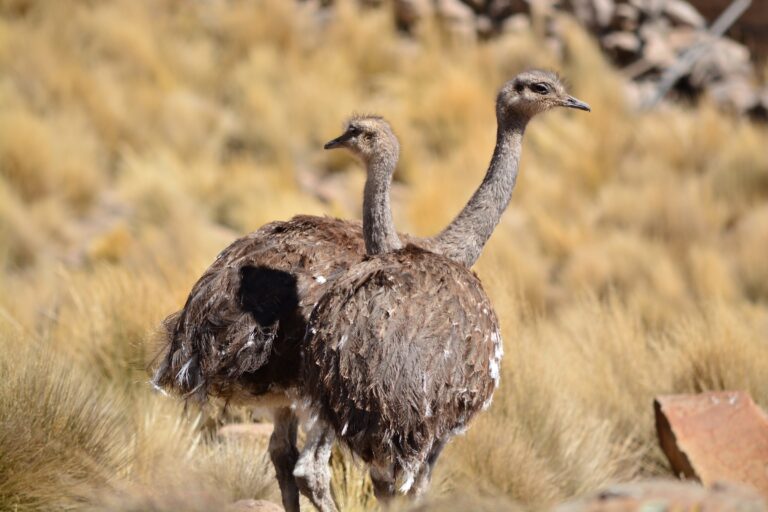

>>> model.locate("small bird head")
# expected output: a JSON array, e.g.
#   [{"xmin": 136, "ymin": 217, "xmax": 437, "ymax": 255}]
[
  {"xmin": 324, "ymin": 115, "xmax": 400, "ymax": 165},
  {"xmin": 497, "ymin": 70, "xmax": 590, "ymax": 123}
]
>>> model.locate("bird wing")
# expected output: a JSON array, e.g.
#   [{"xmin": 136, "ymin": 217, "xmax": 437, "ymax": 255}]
[{"xmin": 152, "ymin": 215, "xmax": 366, "ymax": 401}]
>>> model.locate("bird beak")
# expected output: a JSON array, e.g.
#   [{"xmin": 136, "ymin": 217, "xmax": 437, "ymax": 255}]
[
  {"xmin": 324, "ymin": 132, "xmax": 351, "ymax": 150},
  {"xmin": 562, "ymin": 95, "xmax": 591, "ymax": 112}
]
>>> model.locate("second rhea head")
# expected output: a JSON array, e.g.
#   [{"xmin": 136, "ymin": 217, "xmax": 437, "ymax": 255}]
[{"xmin": 324, "ymin": 115, "xmax": 399, "ymax": 163}]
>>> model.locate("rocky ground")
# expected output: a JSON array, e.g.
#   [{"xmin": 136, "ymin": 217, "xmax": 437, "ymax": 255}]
[{"xmin": 312, "ymin": 0, "xmax": 768, "ymax": 120}]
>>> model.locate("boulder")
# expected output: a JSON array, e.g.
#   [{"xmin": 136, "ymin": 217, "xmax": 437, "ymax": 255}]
[
  {"xmin": 567, "ymin": 0, "xmax": 616, "ymax": 29},
  {"xmin": 613, "ymin": 3, "xmax": 640, "ymax": 32},
  {"xmin": 500, "ymin": 13, "xmax": 530, "ymax": 34},
  {"xmin": 707, "ymin": 77, "xmax": 760, "ymax": 114},
  {"xmin": 641, "ymin": 26, "xmax": 677, "ymax": 69},
  {"xmin": 663, "ymin": 0, "xmax": 705, "ymax": 28},
  {"xmin": 655, "ymin": 391, "xmax": 768, "ymax": 498},
  {"xmin": 689, "ymin": 37, "xmax": 753, "ymax": 85},
  {"xmin": 603, "ymin": 31, "xmax": 642, "ymax": 54},
  {"xmin": 665, "ymin": 27, "xmax": 698, "ymax": 53},
  {"xmin": 435, "ymin": 0, "xmax": 478, "ymax": 39}
]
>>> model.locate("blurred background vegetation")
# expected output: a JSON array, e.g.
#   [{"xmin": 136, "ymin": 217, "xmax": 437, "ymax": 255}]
[{"xmin": 0, "ymin": 0, "xmax": 767, "ymax": 510}]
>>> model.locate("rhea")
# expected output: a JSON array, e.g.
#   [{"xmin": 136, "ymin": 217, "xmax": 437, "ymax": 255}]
[
  {"xmin": 151, "ymin": 70, "xmax": 588, "ymax": 512},
  {"xmin": 296, "ymin": 71, "xmax": 590, "ymax": 511}
]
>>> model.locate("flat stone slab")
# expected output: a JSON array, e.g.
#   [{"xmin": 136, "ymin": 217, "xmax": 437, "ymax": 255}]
[
  {"xmin": 553, "ymin": 479, "xmax": 766, "ymax": 512},
  {"xmin": 655, "ymin": 391, "xmax": 768, "ymax": 497}
]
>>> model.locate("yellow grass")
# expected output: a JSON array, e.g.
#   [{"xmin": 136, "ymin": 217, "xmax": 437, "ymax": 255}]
[{"xmin": 1, "ymin": 0, "xmax": 767, "ymax": 510}]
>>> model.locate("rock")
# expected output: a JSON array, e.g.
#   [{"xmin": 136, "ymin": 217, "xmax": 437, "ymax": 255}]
[
  {"xmin": 603, "ymin": 30, "xmax": 641, "ymax": 54},
  {"xmin": 592, "ymin": 0, "xmax": 615, "ymax": 27},
  {"xmin": 500, "ymin": 13, "xmax": 530, "ymax": 33},
  {"xmin": 663, "ymin": 0, "xmax": 705, "ymax": 28},
  {"xmin": 435, "ymin": 0, "xmax": 477, "ymax": 40},
  {"xmin": 707, "ymin": 77, "xmax": 759, "ymax": 114},
  {"xmin": 567, "ymin": 0, "xmax": 615, "ymax": 29},
  {"xmin": 218, "ymin": 422, "xmax": 274, "ymax": 440},
  {"xmin": 689, "ymin": 37, "xmax": 753, "ymax": 85},
  {"xmin": 665, "ymin": 27, "xmax": 698, "ymax": 52},
  {"xmin": 342, "ymin": 0, "xmax": 767, "ymax": 120},
  {"xmin": 613, "ymin": 3, "xmax": 640, "ymax": 31},
  {"xmin": 476, "ymin": 14, "xmax": 494, "ymax": 37},
  {"xmin": 629, "ymin": 0, "xmax": 664, "ymax": 18},
  {"xmin": 641, "ymin": 27, "xmax": 677, "ymax": 69},
  {"xmin": 553, "ymin": 479, "xmax": 767, "ymax": 512},
  {"xmin": 655, "ymin": 391, "xmax": 768, "ymax": 498},
  {"xmin": 227, "ymin": 499, "xmax": 284, "ymax": 512}
]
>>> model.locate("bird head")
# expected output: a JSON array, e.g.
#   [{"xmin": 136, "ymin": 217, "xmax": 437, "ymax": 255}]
[
  {"xmin": 324, "ymin": 115, "xmax": 400, "ymax": 166},
  {"xmin": 497, "ymin": 70, "xmax": 591, "ymax": 124}
]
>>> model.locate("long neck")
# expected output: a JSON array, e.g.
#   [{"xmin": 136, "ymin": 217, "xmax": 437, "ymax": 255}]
[
  {"xmin": 362, "ymin": 153, "xmax": 401, "ymax": 255},
  {"xmin": 432, "ymin": 118, "xmax": 526, "ymax": 267}
]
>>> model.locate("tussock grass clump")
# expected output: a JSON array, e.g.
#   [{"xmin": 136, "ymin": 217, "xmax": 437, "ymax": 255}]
[
  {"xmin": 0, "ymin": 328, "xmax": 130, "ymax": 511},
  {"xmin": 1, "ymin": 0, "xmax": 767, "ymax": 510}
]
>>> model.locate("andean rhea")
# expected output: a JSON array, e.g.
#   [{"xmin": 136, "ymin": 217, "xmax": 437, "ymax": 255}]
[{"xmin": 296, "ymin": 71, "xmax": 590, "ymax": 511}]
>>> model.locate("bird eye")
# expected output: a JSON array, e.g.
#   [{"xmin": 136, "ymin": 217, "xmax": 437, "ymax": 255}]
[
  {"xmin": 530, "ymin": 83, "xmax": 550, "ymax": 95},
  {"xmin": 348, "ymin": 126, "xmax": 360, "ymax": 136}
]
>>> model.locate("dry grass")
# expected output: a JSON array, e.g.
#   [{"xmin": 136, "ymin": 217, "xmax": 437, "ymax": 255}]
[{"xmin": 1, "ymin": 0, "xmax": 767, "ymax": 510}]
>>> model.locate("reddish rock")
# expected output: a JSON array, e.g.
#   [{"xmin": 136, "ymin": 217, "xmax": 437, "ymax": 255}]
[
  {"xmin": 553, "ymin": 479, "xmax": 767, "ymax": 512},
  {"xmin": 655, "ymin": 391, "xmax": 768, "ymax": 498}
]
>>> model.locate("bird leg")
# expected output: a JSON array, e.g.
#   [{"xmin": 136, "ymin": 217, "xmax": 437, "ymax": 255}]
[
  {"xmin": 269, "ymin": 407, "xmax": 300, "ymax": 512},
  {"xmin": 408, "ymin": 438, "xmax": 447, "ymax": 499},
  {"xmin": 294, "ymin": 421, "xmax": 337, "ymax": 512},
  {"xmin": 369, "ymin": 464, "xmax": 396, "ymax": 504}
]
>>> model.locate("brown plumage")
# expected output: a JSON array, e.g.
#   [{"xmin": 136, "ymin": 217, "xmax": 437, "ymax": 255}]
[{"xmin": 302, "ymin": 246, "xmax": 501, "ymax": 491}]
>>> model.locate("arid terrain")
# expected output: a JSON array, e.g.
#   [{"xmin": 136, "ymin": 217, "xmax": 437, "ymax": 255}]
[{"xmin": 1, "ymin": 1, "xmax": 767, "ymax": 510}]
